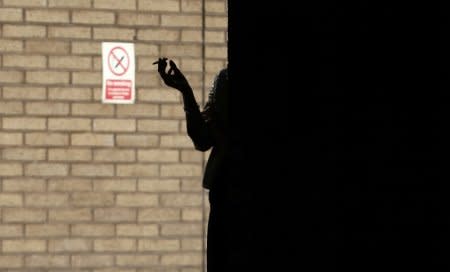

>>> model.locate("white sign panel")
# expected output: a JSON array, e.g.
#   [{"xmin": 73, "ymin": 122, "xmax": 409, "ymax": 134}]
[{"xmin": 102, "ymin": 42, "xmax": 135, "ymax": 104}]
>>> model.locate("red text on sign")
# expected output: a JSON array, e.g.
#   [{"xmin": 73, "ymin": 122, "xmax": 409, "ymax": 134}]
[{"xmin": 105, "ymin": 80, "xmax": 132, "ymax": 100}]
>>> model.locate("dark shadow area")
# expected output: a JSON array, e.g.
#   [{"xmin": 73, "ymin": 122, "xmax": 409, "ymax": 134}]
[{"xmin": 227, "ymin": 1, "xmax": 447, "ymax": 271}]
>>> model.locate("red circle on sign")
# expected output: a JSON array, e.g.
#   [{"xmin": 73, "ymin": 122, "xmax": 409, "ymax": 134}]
[{"xmin": 108, "ymin": 46, "xmax": 130, "ymax": 76}]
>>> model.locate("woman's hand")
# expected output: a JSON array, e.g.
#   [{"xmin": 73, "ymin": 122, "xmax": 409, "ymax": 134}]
[{"xmin": 153, "ymin": 57, "xmax": 191, "ymax": 92}]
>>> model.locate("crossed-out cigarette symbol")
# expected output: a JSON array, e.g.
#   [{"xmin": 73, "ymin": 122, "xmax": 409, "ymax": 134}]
[{"xmin": 108, "ymin": 47, "xmax": 129, "ymax": 76}]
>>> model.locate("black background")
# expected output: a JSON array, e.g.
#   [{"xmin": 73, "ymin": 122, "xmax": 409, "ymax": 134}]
[{"xmin": 227, "ymin": 1, "xmax": 448, "ymax": 271}]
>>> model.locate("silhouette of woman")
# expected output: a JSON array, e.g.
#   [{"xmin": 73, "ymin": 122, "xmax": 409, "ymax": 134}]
[{"xmin": 154, "ymin": 58, "xmax": 230, "ymax": 272}]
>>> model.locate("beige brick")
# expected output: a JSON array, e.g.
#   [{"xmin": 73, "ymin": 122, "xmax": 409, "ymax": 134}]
[
  {"xmin": 139, "ymin": 0, "xmax": 180, "ymax": 11},
  {"xmin": 117, "ymin": 104, "xmax": 159, "ymax": 117},
  {"xmin": 26, "ymin": 224, "xmax": 69, "ymax": 237},
  {"xmin": 71, "ymin": 224, "xmax": 115, "ymax": 237},
  {"xmin": 26, "ymin": 40, "xmax": 70, "ymax": 54},
  {"xmin": 139, "ymin": 239, "xmax": 180, "ymax": 251},
  {"xmin": 0, "ymin": 132, "xmax": 23, "ymax": 145},
  {"xmin": 25, "ymin": 133, "xmax": 69, "ymax": 146},
  {"xmin": 49, "ymin": 26, "xmax": 91, "ymax": 39},
  {"xmin": 93, "ymin": 56, "xmax": 102, "ymax": 70},
  {"xmin": 93, "ymin": 179, "xmax": 136, "ymax": 192},
  {"xmin": 116, "ymin": 193, "xmax": 158, "ymax": 207},
  {"xmin": 49, "ymin": 0, "xmax": 92, "ymax": 7},
  {"xmin": 161, "ymin": 44, "xmax": 202, "ymax": 57},
  {"xmin": 138, "ymin": 149, "xmax": 179, "ymax": 162},
  {"xmin": 205, "ymin": 30, "xmax": 226, "ymax": 43},
  {"xmin": 48, "ymin": 178, "xmax": 92, "ymax": 191},
  {"xmin": 93, "ymin": 119, "xmax": 135, "ymax": 132},
  {"xmin": 0, "ymin": 255, "xmax": 23, "ymax": 268},
  {"xmin": 116, "ymin": 134, "xmax": 158, "ymax": 147},
  {"xmin": 117, "ymin": 164, "xmax": 158, "ymax": 177},
  {"xmin": 0, "ymin": 193, "xmax": 23, "ymax": 206},
  {"xmin": 206, "ymin": 15, "xmax": 228, "ymax": 28},
  {"xmin": 181, "ymin": 238, "xmax": 202, "ymax": 250},
  {"xmin": 0, "ymin": 8, "xmax": 23, "ymax": 21},
  {"xmin": 49, "ymin": 148, "xmax": 92, "ymax": 161},
  {"xmin": 26, "ymin": 102, "xmax": 70, "ymax": 115},
  {"xmin": 93, "ymin": 27, "xmax": 136, "ymax": 40},
  {"xmin": 25, "ymin": 255, "xmax": 70, "ymax": 267},
  {"xmin": 48, "ymin": 118, "xmax": 91, "ymax": 131},
  {"xmin": 4, "ymin": 0, "xmax": 46, "ymax": 6},
  {"xmin": 116, "ymin": 255, "xmax": 159, "ymax": 266},
  {"xmin": 3, "ymin": 117, "xmax": 45, "ymax": 130},
  {"xmin": 135, "ymin": 43, "xmax": 160, "ymax": 56},
  {"xmin": 26, "ymin": 10, "xmax": 70, "ymax": 23},
  {"xmin": 181, "ymin": 178, "xmax": 203, "ymax": 192},
  {"xmin": 94, "ymin": 0, "xmax": 137, "ymax": 9},
  {"xmin": 48, "ymin": 238, "xmax": 92, "ymax": 252},
  {"xmin": 181, "ymin": 150, "xmax": 202, "ymax": 162},
  {"xmin": 161, "ymin": 105, "xmax": 185, "ymax": 118},
  {"xmin": 205, "ymin": 46, "xmax": 227, "ymax": 58},
  {"xmin": 161, "ymin": 193, "xmax": 202, "ymax": 207},
  {"xmin": 117, "ymin": 224, "xmax": 158, "ymax": 237},
  {"xmin": 94, "ymin": 269, "xmax": 136, "ymax": 272},
  {"xmin": 206, "ymin": 60, "xmax": 226, "ymax": 73},
  {"xmin": 0, "ymin": 102, "xmax": 23, "ymax": 116},
  {"xmin": 49, "ymin": 56, "xmax": 92, "ymax": 70},
  {"xmin": 0, "ymin": 163, "xmax": 23, "ymax": 176},
  {"xmin": 3, "ymin": 239, "xmax": 46, "ymax": 252},
  {"xmin": 139, "ymin": 208, "xmax": 180, "ymax": 222},
  {"xmin": 138, "ymin": 120, "xmax": 179, "ymax": 133},
  {"xmin": 3, "ymin": 148, "xmax": 46, "ymax": 161},
  {"xmin": 0, "ymin": 225, "xmax": 23, "ymax": 238},
  {"xmin": 138, "ymin": 29, "xmax": 180, "ymax": 42},
  {"xmin": 161, "ymin": 253, "xmax": 202, "ymax": 266},
  {"xmin": 26, "ymin": 71, "xmax": 70, "ymax": 84},
  {"xmin": 206, "ymin": 1, "xmax": 227, "ymax": 13},
  {"xmin": 2, "ymin": 178, "xmax": 46, "ymax": 192},
  {"xmin": 73, "ymin": 11, "xmax": 115, "ymax": 24},
  {"xmin": 3, "ymin": 25, "xmax": 46, "ymax": 38},
  {"xmin": 162, "ymin": 15, "xmax": 202, "ymax": 27},
  {"xmin": 72, "ymin": 103, "xmax": 114, "ymax": 116},
  {"xmin": 3, "ymin": 55, "xmax": 47, "ymax": 68},
  {"xmin": 0, "ymin": 70, "xmax": 24, "ymax": 83},
  {"xmin": 118, "ymin": 13, "xmax": 159, "ymax": 26},
  {"xmin": 161, "ymin": 223, "xmax": 202, "ymax": 236},
  {"xmin": 3, "ymin": 86, "xmax": 46, "ymax": 100},
  {"xmin": 49, "ymin": 87, "xmax": 92, "ymax": 101},
  {"xmin": 25, "ymin": 163, "xmax": 69, "ymax": 177},
  {"xmin": 137, "ymin": 57, "xmax": 161, "ymax": 72},
  {"xmin": 25, "ymin": 193, "xmax": 69, "ymax": 207},
  {"xmin": 138, "ymin": 89, "xmax": 180, "ymax": 103},
  {"xmin": 136, "ymin": 72, "xmax": 160, "ymax": 88},
  {"xmin": 71, "ymin": 41, "xmax": 101, "ymax": 55},
  {"xmin": 3, "ymin": 208, "xmax": 46, "ymax": 222},
  {"xmin": 72, "ymin": 164, "xmax": 114, "ymax": 177},
  {"xmin": 94, "ymin": 239, "xmax": 136, "ymax": 252},
  {"xmin": 182, "ymin": 0, "xmax": 202, "ymax": 12},
  {"xmin": 161, "ymin": 164, "xmax": 202, "ymax": 177},
  {"xmin": 94, "ymin": 149, "xmax": 135, "ymax": 162},
  {"xmin": 182, "ymin": 208, "xmax": 203, "ymax": 221},
  {"xmin": 138, "ymin": 179, "xmax": 180, "ymax": 192},
  {"xmin": 72, "ymin": 133, "xmax": 115, "ymax": 147},
  {"xmin": 72, "ymin": 255, "xmax": 114, "ymax": 268},
  {"xmin": 49, "ymin": 208, "xmax": 92, "ymax": 222},
  {"xmin": 94, "ymin": 208, "xmax": 136, "ymax": 222},
  {"xmin": 181, "ymin": 30, "xmax": 202, "ymax": 42},
  {"xmin": 71, "ymin": 192, "xmax": 114, "ymax": 206},
  {"xmin": 160, "ymin": 135, "xmax": 193, "ymax": 148},
  {"xmin": 179, "ymin": 59, "xmax": 203, "ymax": 72},
  {"xmin": 0, "ymin": 39, "xmax": 23, "ymax": 52},
  {"xmin": 72, "ymin": 71, "xmax": 102, "ymax": 85}
]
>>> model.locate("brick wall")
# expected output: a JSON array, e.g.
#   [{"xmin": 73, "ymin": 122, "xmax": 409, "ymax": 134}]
[{"xmin": 0, "ymin": 0, "xmax": 227, "ymax": 271}]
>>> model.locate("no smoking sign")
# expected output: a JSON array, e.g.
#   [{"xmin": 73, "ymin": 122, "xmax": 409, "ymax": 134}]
[
  {"xmin": 108, "ymin": 46, "xmax": 130, "ymax": 76},
  {"xmin": 102, "ymin": 42, "xmax": 135, "ymax": 104}
]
